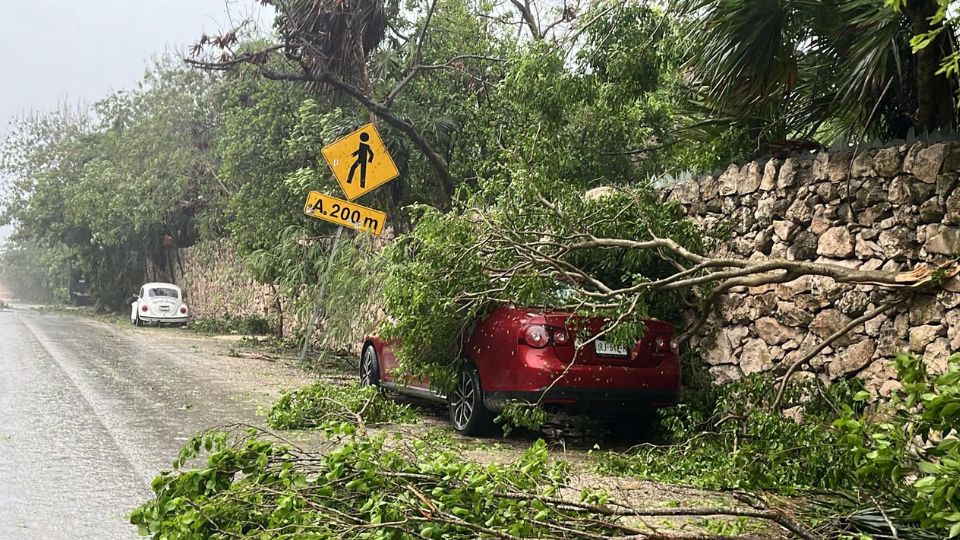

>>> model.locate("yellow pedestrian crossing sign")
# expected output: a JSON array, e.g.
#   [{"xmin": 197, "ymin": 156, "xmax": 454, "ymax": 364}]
[{"xmin": 321, "ymin": 123, "xmax": 399, "ymax": 201}]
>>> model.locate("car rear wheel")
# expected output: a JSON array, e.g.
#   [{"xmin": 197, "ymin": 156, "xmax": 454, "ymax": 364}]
[
  {"xmin": 360, "ymin": 345, "xmax": 381, "ymax": 388},
  {"xmin": 134, "ymin": 312, "xmax": 144, "ymax": 327},
  {"xmin": 448, "ymin": 365, "xmax": 495, "ymax": 436}
]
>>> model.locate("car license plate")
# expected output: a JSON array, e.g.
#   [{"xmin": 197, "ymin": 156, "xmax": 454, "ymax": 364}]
[
  {"xmin": 159, "ymin": 306, "xmax": 171, "ymax": 312},
  {"xmin": 594, "ymin": 339, "xmax": 628, "ymax": 357}
]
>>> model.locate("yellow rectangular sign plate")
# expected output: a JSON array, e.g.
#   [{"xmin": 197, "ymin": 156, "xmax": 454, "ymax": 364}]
[
  {"xmin": 321, "ymin": 123, "xmax": 400, "ymax": 201},
  {"xmin": 303, "ymin": 191, "xmax": 386, "ymax": 236}
]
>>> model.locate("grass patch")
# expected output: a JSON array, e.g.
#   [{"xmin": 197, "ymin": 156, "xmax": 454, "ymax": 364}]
[
  {"xmin": 267, "ymin": 381, "xmax": 418, "ymax": 429},
  {"xmin": 189, "ymin": 315, "xmax": 272, "ymax": 335}
]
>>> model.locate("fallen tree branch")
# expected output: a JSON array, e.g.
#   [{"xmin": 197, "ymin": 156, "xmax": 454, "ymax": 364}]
[{"xmin": 493, "ymin": 491, "xmax": 817, "ymax": 540}]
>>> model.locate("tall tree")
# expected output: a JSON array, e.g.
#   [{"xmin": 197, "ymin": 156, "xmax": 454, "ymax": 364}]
[{"xmin": 0, "ymin": 61, "xmax": 220, "ymax": 308}]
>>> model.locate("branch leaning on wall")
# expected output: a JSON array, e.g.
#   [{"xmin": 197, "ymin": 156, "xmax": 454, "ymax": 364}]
[{"xmin": 457, "ymin": 190, "xmax": 960, "ymax": 407}]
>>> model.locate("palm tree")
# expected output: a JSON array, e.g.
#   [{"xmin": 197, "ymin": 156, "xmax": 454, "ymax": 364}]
[
  {"xmin": 679, "ymin": 0, "xmax": 956, "ymax": 152},
  {"xmin": 277, "ymin": 0, "xmax": 390, "ymax": 93}
]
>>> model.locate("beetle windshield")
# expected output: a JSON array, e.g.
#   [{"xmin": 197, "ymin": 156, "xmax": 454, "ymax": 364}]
[{"xmin": 148, "ymin": 287, "xmax": 179, "ymax": 298}]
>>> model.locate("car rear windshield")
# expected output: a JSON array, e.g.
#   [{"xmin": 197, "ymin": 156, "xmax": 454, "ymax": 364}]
[{"xmin": 148, "ymin": 288, "xmax": 179, "ymax": 298}]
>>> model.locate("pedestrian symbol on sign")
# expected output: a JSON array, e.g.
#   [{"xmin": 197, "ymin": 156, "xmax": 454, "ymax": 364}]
[
  {"xmin": 348, "ymin": 132, "xmax": 374, "ymax": 188},
  {"xmin": 321, "ymin": 123, "xmax": 399, "ymax": 200}
]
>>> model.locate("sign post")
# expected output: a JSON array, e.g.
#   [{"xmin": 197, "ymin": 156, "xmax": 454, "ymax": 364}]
[
  {"xmin": 298, "ymin": 227, "xmax": 344, "ymax": 363},
  {"xmin": 298, "ymin": 123, "xmax": 399, "ymax": 361}
]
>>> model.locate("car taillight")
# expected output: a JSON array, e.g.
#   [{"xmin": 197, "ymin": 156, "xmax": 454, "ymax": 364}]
[
  {"xmin": 180, "ymin": 306, "xmax": 188, "ymax": 314},
  {"xmin": 653, "ymin": 335, "xmax": 675, "ymax": 354},
  {"xmin": 141, "ymin": 304, "xmax": 149, "ymax": 312},
  {"xmin": 520, "ymin": 325, "xmax": 571, "ymax": 348},
  {"xmin": 552, "ymin": 328, "xmax": 570, "ymax": 345},
  {"xmin": 522, "ymin": 325, "xmax": 549, "ymax": 348}
]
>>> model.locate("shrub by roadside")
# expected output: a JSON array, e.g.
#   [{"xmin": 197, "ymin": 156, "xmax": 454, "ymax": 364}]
[{"xmin": 188, "ymin": 315, "xmax": 272, "ymax": 335}]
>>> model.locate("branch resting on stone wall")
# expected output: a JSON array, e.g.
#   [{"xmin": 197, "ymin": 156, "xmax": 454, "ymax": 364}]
[
  {"xmin": 556, "ymin": 234, "xmax": 959, "ymax": 344},
  {"xmin": 771, "ymin": 299, "xmax": 904, "ymax": 410},
  {"xmin": 466, "ymin": 199, "xmax": 960, "ymax": 408}
]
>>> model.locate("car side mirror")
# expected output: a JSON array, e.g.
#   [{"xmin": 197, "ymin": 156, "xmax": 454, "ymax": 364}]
[{"xmin": 130, "ymin": 295, "xmax": 139, "ymax": 302}]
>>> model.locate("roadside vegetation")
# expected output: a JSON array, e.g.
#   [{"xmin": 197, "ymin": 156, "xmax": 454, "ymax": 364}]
[
  {"xmin": 188, "ymin": 315, "xmax": 273, "ymax": 336},
  {"xmin": 131, "ymin": 425, "xmax": 814, "ymax": 540},
  {"xmin": 267, "ymin": 381, "xmax": 418, "ymax": 429},
  {"xmin": 1, "ymin": 0, "xmax": 959, "ymax": 538},
  {"xmin": 599, "ymin": 353, "xmax": 960, "ymax": 537}
]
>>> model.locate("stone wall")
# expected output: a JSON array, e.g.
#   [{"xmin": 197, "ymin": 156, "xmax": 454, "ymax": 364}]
[
  {"xmin": 662, "ymin": 142, "xmax": 960, "ymax": 396},
  {"xmin": 175, "ymin": 241, "xmax": 276, "ymax": 322}
]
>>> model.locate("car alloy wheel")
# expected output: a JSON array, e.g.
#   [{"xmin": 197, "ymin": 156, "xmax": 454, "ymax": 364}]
[
  {"xmin": 448, "ymin": 365, "xmax": 494, "ymax": 436},
  {"xmin": 360, "ymin": 346, "xmax": 380, "ymax": 387}
]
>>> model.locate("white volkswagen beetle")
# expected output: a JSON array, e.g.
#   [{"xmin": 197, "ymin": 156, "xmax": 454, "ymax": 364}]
[{"xmin": 130, "ymin": 282, "xmax": 189, "ymax": 326}]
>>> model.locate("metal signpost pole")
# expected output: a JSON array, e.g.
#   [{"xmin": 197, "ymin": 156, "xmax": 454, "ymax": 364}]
[{"xmin": 298, "ymin": 226, "xmax": 344, "ymax": 363}]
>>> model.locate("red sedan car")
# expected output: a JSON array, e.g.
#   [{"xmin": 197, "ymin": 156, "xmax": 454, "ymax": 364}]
[{"xmin": 361, "ymin": 305, "xmax": 681, "ymax": 435}]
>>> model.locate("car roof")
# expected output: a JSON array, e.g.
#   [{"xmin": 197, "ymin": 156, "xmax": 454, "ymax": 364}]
[{"xmin": 142, "ymin": 282, "xmax": 181, "ymax": 291}]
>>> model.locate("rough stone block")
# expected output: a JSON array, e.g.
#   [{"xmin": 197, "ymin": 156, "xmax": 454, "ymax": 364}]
[
  {"xmin": 670, "ymin": 179, "xmax": 699, "ymax": 205},
  {"xmin": 909, "ymin": 324, "xmax": 943, "ymax": 352},
  {"xmin": 827, "ymin": 340, "xmax": 876, "ymax": 379},
  {"xmin": 718, "ymin": 164, "xmax": 741, "ymax": 196},
  {"xmin": 873, "ymin": 147, "xmax": 901, "ymax": 177},
  {"xmin": 903, "ymin": 143, "xmax": 948, "ymax": 183},
  {"xmin": 851, "ymin": 151, "xmax": 876, "ymax": 177},
  {"xmin": 945, "ymin": 189, "xmax": 960, "ymax": 224},
  {"xmin": 817, "ymin": 226, "xmax": 855, "ymax": 258},
  {"xmin": 925, "ymin": 338, "xmax": 952, "ymax": 374},
  {"xmin": 739, "ymin": 161, "xmax": 762, "ymax": 195},
  {"xmin": 739, "ymin": 338, "xmax": 773, "ymax": 375},
  {"xmin": 810, "ymin": 309, "xmax": 854, "ymax": 346},
  {"xmin": 755, "ymin": 316, "xmax": 799, "ymax": 345},
  {"xmin": 924, "ymin": 226, "xmax": 960, "ymax": 255},
  {"xmin": 919, "ymin": 197, "xmax": 945, "ymax": 223},
  {"xmin": 701, "ymin": 175, "xmax": 719, "ymax": 200},
  {"xmin": 760, "ymin": 159, "xmax": 779, "ymax": 191},
  {"xmin": 778, "ymin": 158, "xmax": 799, "ymax": 188}
]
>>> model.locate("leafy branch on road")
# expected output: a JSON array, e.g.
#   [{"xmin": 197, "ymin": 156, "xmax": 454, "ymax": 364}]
[
  {"xmin": 132, "ymin": 423, "xmax": 816, "ymax": 539},
  {"xmin": 267, "ymin": 381, "xmax": 418, "ymax": 430}
]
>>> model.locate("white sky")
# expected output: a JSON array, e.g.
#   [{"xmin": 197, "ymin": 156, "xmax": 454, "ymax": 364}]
[{"xmin": 0, "ymin": 0, "xmax": 271, "ymax": 243}]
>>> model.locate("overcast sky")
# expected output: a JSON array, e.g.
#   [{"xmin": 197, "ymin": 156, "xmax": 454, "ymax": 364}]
[
  {"xmin": 0, "ymin": 0, "xmax": 272, "ymax": 135},
  {"xmin": 0, "ymin": 0, "xmax": 271, "ymax": 243}
]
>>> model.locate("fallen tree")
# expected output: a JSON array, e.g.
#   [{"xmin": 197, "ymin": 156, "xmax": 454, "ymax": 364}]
[
  {"xmin": 379, "ymin": 181, "xmax": 960, "ymax": 399},
  {"xmin": 131, "ymin": 423, "xmax": 817, "ymax": 539}
]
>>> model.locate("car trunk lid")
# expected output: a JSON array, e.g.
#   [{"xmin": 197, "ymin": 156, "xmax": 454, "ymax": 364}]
[
  {"xmin": 544, "ymin": 314, "xmax": 676, "ymax": 367},
  {"xmin": 148, "ymin": 297, "xmax": 180, "ymax": 316}
]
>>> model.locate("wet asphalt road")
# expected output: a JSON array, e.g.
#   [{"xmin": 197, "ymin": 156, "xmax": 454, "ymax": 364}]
[{"xmin": 0, "ymin": 307, "xmax": 287, "ymax": 539}]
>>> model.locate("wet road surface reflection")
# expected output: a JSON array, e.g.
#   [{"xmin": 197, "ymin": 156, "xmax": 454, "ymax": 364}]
[{"xmin": 0, "ymin": 308, "xmax": 273, "ymax": 539}]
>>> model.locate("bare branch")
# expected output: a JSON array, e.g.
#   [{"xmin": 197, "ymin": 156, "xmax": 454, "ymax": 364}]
[
  {"xmin": 771, "ymin": 298, "xmax": 905, "ymax": 409},
  {"xmin": 510, "ymin": 0, "xmax": 542, "ymax": 39}
]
